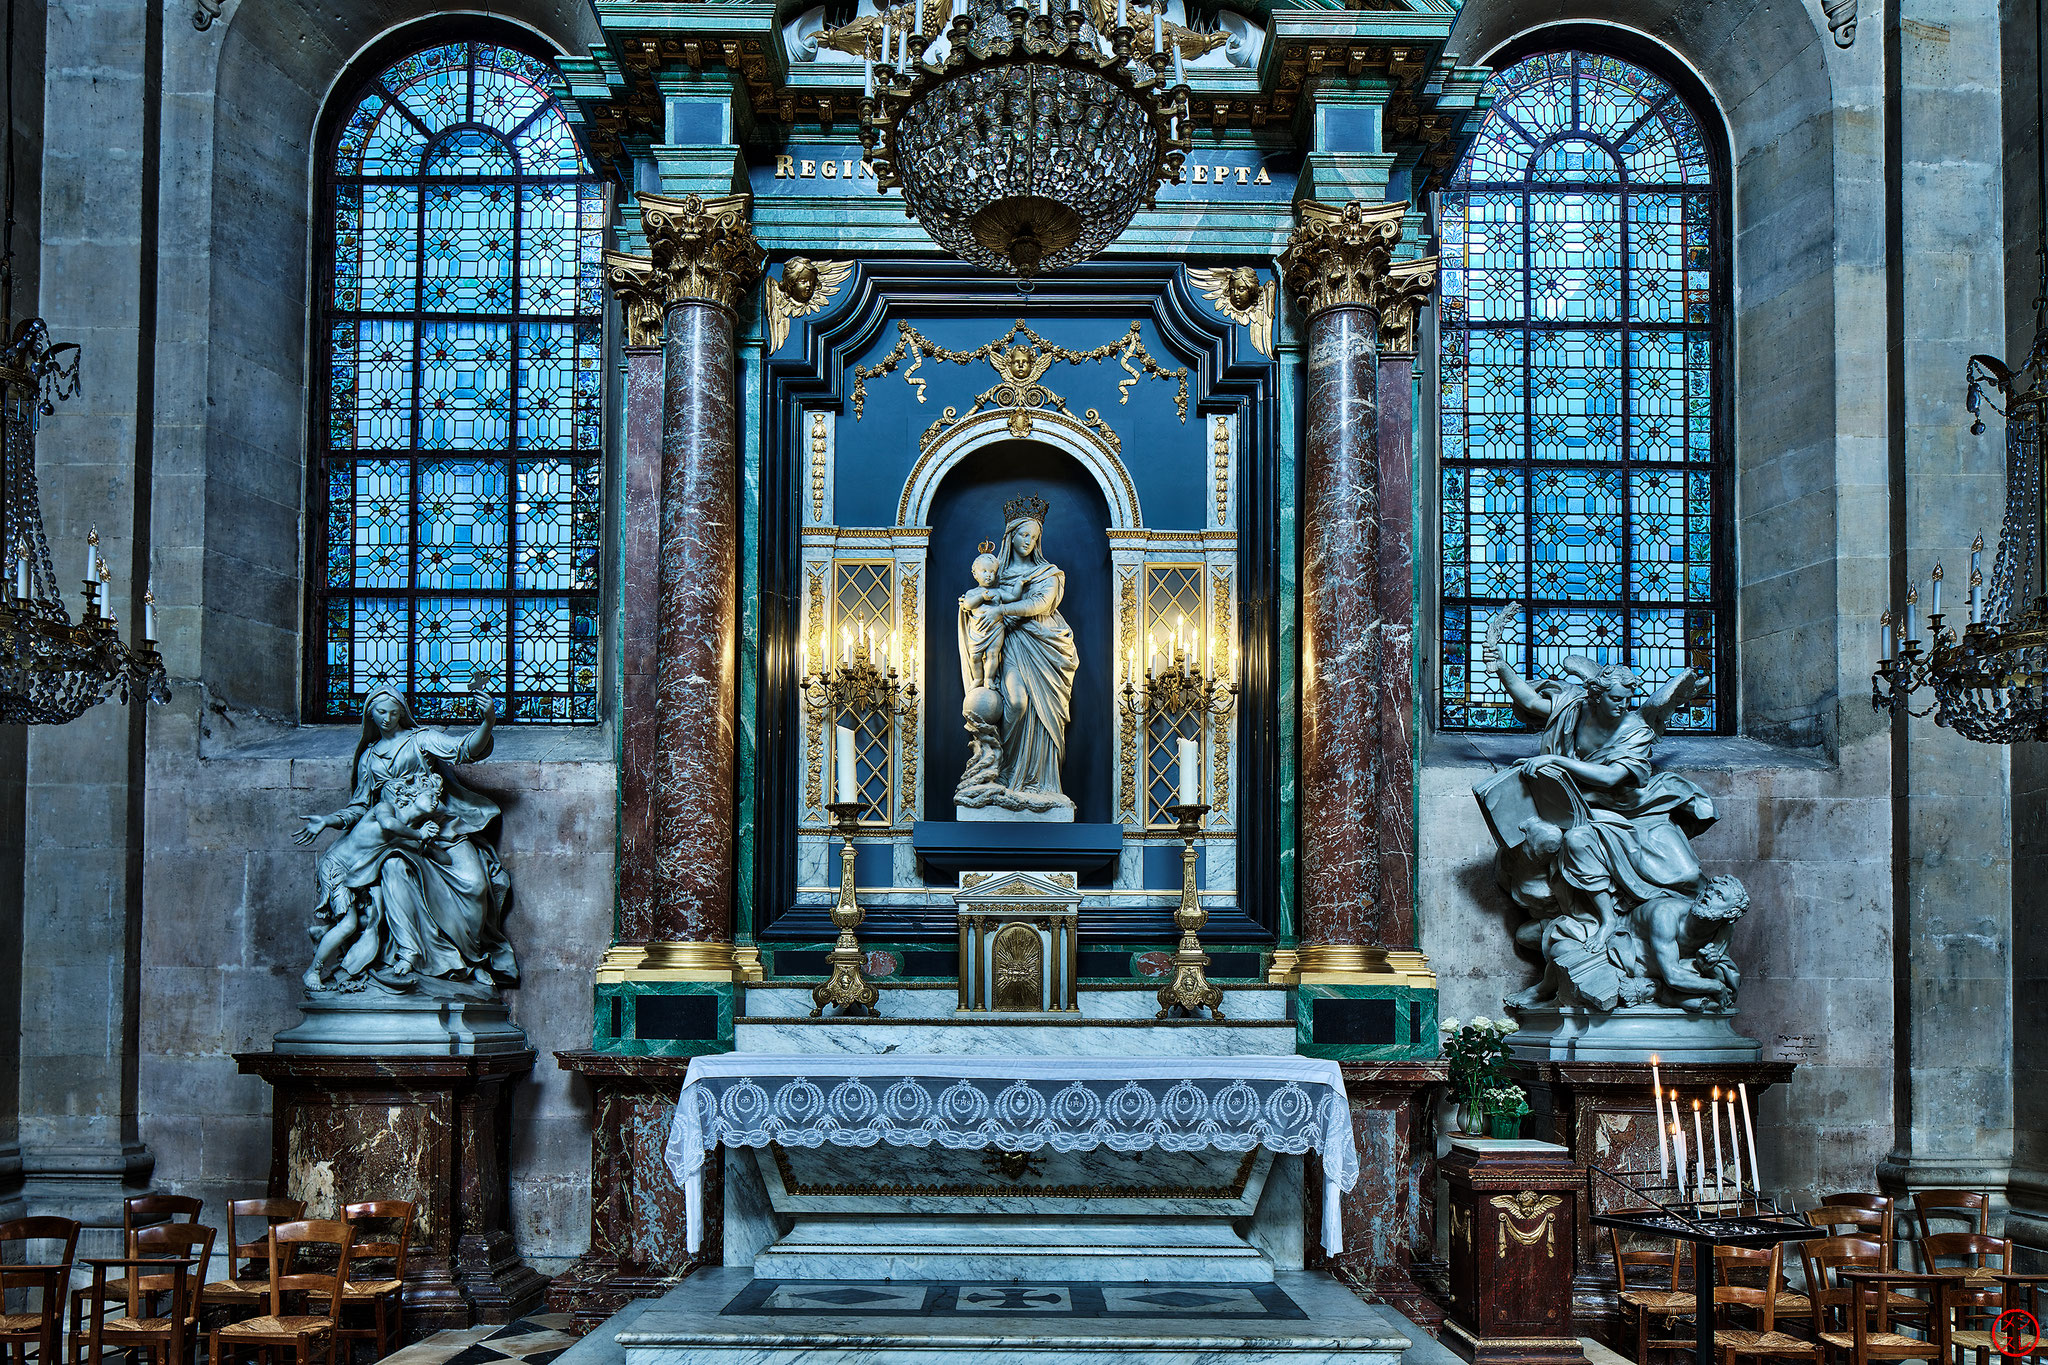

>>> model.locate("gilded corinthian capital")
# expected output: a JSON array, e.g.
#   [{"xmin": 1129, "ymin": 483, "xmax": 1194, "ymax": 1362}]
[
  {"xmin": 602, "ymin": 249, "xmax": 666, "ymax": 349},
  {"xmin": 1376, "ymin": 256, "xmax": 1439, "ymax": 357},
  {"xmin": 1280, "ymin": 199, "xmax": 1409, "ymax": 322},
  {"xmin": 636, "ymin": 191, "xmax": 766, "ymax": 317}
]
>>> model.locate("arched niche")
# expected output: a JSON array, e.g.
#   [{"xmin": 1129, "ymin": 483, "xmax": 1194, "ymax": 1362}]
[
  {"xmin": 923, "ymin": 439, "xmax": 1117, "ymax": 832},
  {"xmin": 900, "ymin": 408, "xmax": 1143, "ymax": 531}
]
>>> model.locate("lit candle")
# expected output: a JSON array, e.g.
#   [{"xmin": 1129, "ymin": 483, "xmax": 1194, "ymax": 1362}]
[
  {"xmin": 1724, "ymin": 1092, "xmax": 1744, "ymax": 1195},
  {"xmin": 1177, "ymin": 736, "xmax": 1199, "ymax": 805},
  {"xmin": 1972, "ymin": 533, "xmax": 1984, "ymax": 578},
  {"xmin": 1691, "ymin": 1100, "xmax": 1706, "ymax": 1205},
  {"xmin": 841, "ymin": 623, "xmax": 852, "ymax": 666},
  {"xmin": 1192, "ymin": 625, "xmax": 1201, "ymax": 673},
  {"xmin": 834, "ymin": 725, "xmax": 857, "ymax": 803},
  {"xmin": 85, "ymin": 525, "xmax": 98, "ymax": 584},
  {"xmin": 1736, "ymin": 1084, "xmax": 1760, "ymax": 1191},
  {"xmin": 1929, "ymin": 564, "xmax": 1943, "ymax": 619},
  {"xmin": 1671, "ymin": 1121, "xmax": 1687, "ymax": 1200},
  {"xmin": 1711, "ymin": 1087, "xmax": 1726, "ymax": 1210},
  {"xmin": 142, "ymin": 585, "xmax": 155, "ymax": 642},
  {"xmin": 1650, "ymin": 1056, "xmax": 1667, "ymax": 1186},
  {"xmin": 1149, "ymin": 632, "xmax": 1160, "ymax": 676}
]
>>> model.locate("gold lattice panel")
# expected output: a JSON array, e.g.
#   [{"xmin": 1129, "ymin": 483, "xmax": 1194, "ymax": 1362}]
[
  {"xmin": 1144, "ymin": 564, "xmax": 1208, "ymax": 826},
  {"xmin": 834, "ymin": 559, "xmax": 895, "ymax": 825}
]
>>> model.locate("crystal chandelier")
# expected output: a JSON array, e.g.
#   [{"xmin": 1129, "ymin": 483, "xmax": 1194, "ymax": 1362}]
[
  {"xmin": 1872, "ymin": 293, "xmax": 2048, "ymax": 742},
  {"xmin": 854, "ymin": 0, "xmax": 1192, "ymax": 278},
  {"xmin": 0, "ymin": 0, "xmax": 166, "ymax": 725},
  {"xmin": 1872, "ymin": 4, "xmax": 2044, "ymax": 743}
]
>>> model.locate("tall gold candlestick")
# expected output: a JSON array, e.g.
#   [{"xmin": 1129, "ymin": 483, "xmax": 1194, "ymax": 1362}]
[
  {"xmin": 811, "ymin": 801, "xmax": 881, "ymax": 1017},
  {"xmin": 1155, "ymin": 801, "xmax": 1224, "ymax": 1019}
]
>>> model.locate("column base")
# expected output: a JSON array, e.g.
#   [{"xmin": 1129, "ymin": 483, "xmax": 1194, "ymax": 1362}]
[
  {"xmin": 0, "ymin": 1141, "xmax": 23, "ymax": 1223},
  {"xmin": 16, "ymin": 1140, "xmax": 155, "ymax": 1247},
  {"xmin": 1297, "ymin": 981, "xmax": 1438, "ymax": 1060}
]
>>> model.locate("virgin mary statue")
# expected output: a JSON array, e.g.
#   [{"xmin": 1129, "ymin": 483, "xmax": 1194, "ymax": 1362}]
[{"xmin": 954, "ymin": 495, "xmax": 1080, "ymax": 820}]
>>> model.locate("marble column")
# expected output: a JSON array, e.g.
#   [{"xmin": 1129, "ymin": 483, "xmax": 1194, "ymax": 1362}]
[
  {"xmin": 603, "ymin": 193, "xmax": 762, "ymax": 969},
  {"xmin": 1280, "ymin": 198, "xmax": 1426, "ymax": 976}
]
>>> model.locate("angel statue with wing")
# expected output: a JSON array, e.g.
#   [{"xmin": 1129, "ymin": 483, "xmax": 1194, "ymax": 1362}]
[{"xmin": 1472, "ymin": 604, "xmax": 1749, "ymax": 1015}]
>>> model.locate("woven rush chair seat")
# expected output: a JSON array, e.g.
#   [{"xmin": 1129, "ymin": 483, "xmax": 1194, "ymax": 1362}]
[
  {"xmin": 220, "ymin": 1315, "xmax": 336, "ymax": 1338},
  {"xmin": 0, "ymin": 1314, "xmax": 46, "ymax": 1333},
  {"xmin": 1817, "ymin": 1331, "xmax": 1937, "ymax": 1351},
  {"xmin": 1716, "ymin": 1328, "xmax": 1823, "ymax": 1358},
  {"xmin": 1621, "ymin": 1288, "xmax": 1697, "ymax": 1313}
]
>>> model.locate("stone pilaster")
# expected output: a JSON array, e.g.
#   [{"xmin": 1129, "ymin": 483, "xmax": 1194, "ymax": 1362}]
[{"xmin": 1279, "ymin": 199, "xmax": 1436, "ymax": 998}]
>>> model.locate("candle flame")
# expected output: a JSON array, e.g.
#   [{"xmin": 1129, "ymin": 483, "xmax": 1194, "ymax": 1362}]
[{"xmin": 1692, "ymin": 1099, "xmax": 1701, "ymax": 1111}]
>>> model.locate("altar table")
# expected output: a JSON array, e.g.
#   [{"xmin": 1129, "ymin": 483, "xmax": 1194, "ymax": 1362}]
[{"xmin": 665, "ymin": 1053, "xmax": 1360, "ymax": 1255}]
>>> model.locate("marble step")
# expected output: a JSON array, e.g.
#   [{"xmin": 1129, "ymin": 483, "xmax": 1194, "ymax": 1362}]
[
  {"xmin": 734, "ymin": 1015, "xmax": 1300, "ymax": 1056},
  {"xmin": 741, "ymin": 983, "xmax": 1291, "ymax": 1021},
  {"xmin": 584, "ymin": 1266, "xmax": 1433, "ymax": 1365},
  {"xmin": 750, "ymin": 1216, "xmax": 1275, "ymax": 1283}
]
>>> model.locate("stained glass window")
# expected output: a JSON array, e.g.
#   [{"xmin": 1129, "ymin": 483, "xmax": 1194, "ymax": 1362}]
[
  {"xmin": 314, "ymin": 41, "xmax": 605, "ymax": 722},
  {"xmin": 1438, "ymin": 50, "xmax": 1728, "ymax": 732}
]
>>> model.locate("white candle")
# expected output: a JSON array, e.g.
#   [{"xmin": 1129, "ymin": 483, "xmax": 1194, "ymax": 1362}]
[
  {"xmin": 834, "ymin": 725, "xmax": 857, "ymax": 803},
  {"xmin": 1929, "ymin": 567, "xmax": 1942, "ymax": 618},
  {"xmin": 1971, "ymin": 584, "xmax": 1983, "ymax": 623},
  {"xmin": 1972, "ymin": 534, "xmax": 1984, "ymax": 578},
  {"xmin": 1672, "ymin": 1123, "xmax": 1687, "ymax": 1200},
  {"xmin": 84, "ymin": 529, "xmax": 96, "ymax": 584},
  {"xmin": 1152, "ymin": 6, "xmax": 1161, "ymax": 51},
  {"xmin": 841, "ymin": 623, "xmax": 852, "ymax": 666},
  {"xmin": 1725, "ymin": 1093, "xmax": 1744, "ymax": 1194},
  {"xmin": 1117, "ymin": 0, "xmax": 1127, "ymax": 25},
  {"xmin": 1881, "ymin": 612, "xmax": 1894, "ymax": 658},
  {"xmin": 1737, "ymin": 1084, "xmax": 1760, "ymax": 1191},
  {"xmin": 1177, "ymin": 737, "xmax": 1198, "ymax": 805},
  {"xmin": 864, "ymin": 57, "xmax": 874, "ymax": 97},
  {"xmin": 1649, "ymin": 1060, "xmax": 1668, "ymax": 1185},
  {"xmin": 143, "ymin": 588, "xmax": 155, "ymax": 642},
  {"xmin": 1174, "ymin": 39, "xmax": 1186, "ymax": 84},
  {"xmin": 801, "ymin": 638, "xmax": 810, "ymax": 679},
  {"xmin": 899, "ymin": 23, "xmax": 909, "ymax": 64},
  {"xmin": 1691, "ymin": 1101, "xmax": 1706, "ymax": 1204},
  {"xmin": 13, "ymin": 552, "xmax": 25, "ymax": 600},
  {"xmin": 1710, "ymin": 1088, "xmax": 1726, "ymax": 1210},
  {"xmin": 914, "ymin": 0, "xmax": 924, "ymax": 33}
]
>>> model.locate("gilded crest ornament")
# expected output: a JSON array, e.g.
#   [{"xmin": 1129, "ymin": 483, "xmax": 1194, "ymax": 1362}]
[
  {"xmin": 767, "ymin": 257, "xmax": 852, "ymax": 352},
  {"xmin": 1187, "ymin": 266, "xmax": 1276, "ymax": 356},
  {"xmin": 1489, "ymin": 1191, "xmax": 1563, "ymax": 1257}
]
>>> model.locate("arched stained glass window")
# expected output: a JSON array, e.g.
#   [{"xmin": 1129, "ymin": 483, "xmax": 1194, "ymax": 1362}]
[
  {"xmin": 313, "ymin": 40, "xmax": 607, "ymax": 722},
  {"xmin": 1437, "ymin": 49, "xmax": 1729, "ymax": 731}
]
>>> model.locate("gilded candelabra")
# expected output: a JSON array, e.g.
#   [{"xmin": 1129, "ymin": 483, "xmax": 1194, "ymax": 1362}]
[
  {"xmin": 1155, "ymin": 800, "xmax": 1224, "ymax": 1019},
  {"xmin": 1118, "ymin": 637, "xmax": 1236, "ymax": 718},
  {"xmin": 811, "ymin": 800, "xmax": 881, "ymax": 1017},
  {"xmin": 800, "ymin": 623, "xmax": 918, "ymax": 718}
]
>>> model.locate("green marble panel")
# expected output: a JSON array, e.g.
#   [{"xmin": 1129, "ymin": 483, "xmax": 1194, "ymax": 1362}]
[
  {"xmin": 594, "ymin": 981, "xmax": 735, "ymax": 1057},
  {"xmin": 1295, "ymin": 984, "xmax": 1439, "ymax": 1061}
]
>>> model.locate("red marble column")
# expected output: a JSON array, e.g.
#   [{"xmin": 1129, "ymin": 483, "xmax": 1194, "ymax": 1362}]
[
  {"xmin": 633, "ymin": 193, "xmax": 762, "ymax": 947},
  {"xmin": 1298, "ymin": 300, "xmax": 1384, "ymax": 947},
  {"xmin": 614, "ymin": 343, "xmax": 667, "ymax": 943},
  {"xmin": 1372, "ymin": 352, "xmax": 1417, "ymax": 948}
]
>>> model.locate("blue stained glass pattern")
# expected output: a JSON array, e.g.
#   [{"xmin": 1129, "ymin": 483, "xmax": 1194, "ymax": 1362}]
[
  {"xmin": 1439, "ymin": 48, "xmax": 1727, "ymax": 731},
  {"xmin": 316, "ymin": 41, "xmax": 604, "ymax": 722}
]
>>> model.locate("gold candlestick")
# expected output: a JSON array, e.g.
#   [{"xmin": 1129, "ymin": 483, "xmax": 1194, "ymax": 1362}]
[
  {"xmin": 812, "ymin": 800, "xmax": 881, "ymax": 1017},
  {"xmin": 1156, "ymin": 801, "xmax": 1224, "ymax": 1019}
]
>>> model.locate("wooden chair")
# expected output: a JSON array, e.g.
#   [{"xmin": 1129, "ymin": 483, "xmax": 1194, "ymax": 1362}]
[
  {"xmin": 1799, "ymin": 1236, "xmax": 1931, "ymax": 1333},
  {"xmin": 1823, "ymin": 1270, "xmax": 1949, "ymax": 1365},
  {"xmin": 1919, "ymin": 1230, "xmax": 2013, "ymax": 1337},
  {"xmin": 1809, "ymin": 1203, "xmax": 1896, "ymax": 1251},
  {"xmin": 0, "ymin": 1217, "xmax": 79, "ymax": 1365},
  {"xmin": 80, "ymin": 1224, "xmax": 216, "ymax": 1365},
  {"xmin": 1948, "ymin": 1273, "xmax": 2048, "ymax": 1365},
  {"xmin": 1821, "ymin": 1195, "xmax": 1906, "ymax": 1268},
  {"xmin": 1713, "ymin": 1242, "xmax": 1811, "ymax": 1323},
  {"xmin": 208, "ymin": 1220, "xmax": 354, "ymax": 1365},
  {"xmin": 1912, "ymin": 1193, "xmax": 1992, "ymax": 1248},
  {"xmin": 200, "ymin": 1198, "xmax": 306, "ymax": 1319},
  {"xmin": 1713, "ymin": 1243, "xmax": 1824, "ymax": 1365},
  {"xmin": 69, "ymin": 1195, "xmax": 202, "ymax": 1363},
  {"xmin": 338, "ymin": 1201, "xmax": 413, "ymax": 1359},
  {"xmin": 1608, "ymin": 1218, "xmax": 1697, "ymax": 1365}
]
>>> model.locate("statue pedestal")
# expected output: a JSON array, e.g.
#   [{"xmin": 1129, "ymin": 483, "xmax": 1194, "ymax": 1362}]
[
  {"xmin": 1508, "ymin": 1057, "xmax": 1795, "ymax": 1345},
  {"xmin": 1441, "ymin": 1138, "xmax": 1589, "ymax": 1365},
  {"xmin": 235, "ymin": 1048, "xmax": 548, "ymax": 1333},
  {"xmin": 272, "ymin": 992, "xmax": 530, "ymax": 1056},
  {"xmin": 1505, "ymin": 1006, "xmax": 1761, "ymax": 1062}
]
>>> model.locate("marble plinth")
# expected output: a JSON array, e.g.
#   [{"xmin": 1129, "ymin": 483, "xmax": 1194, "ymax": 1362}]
[
  {"xmin": 955, "ymin": 803, "xmax": 1075, "ymax": 823},
  {"xmin": 732, "ymin": 1016, "xmax": 1299, "ymax": 1057},
  {"xmin": 593, "ymin": 1266, "xmax": 1431, "ymax": 1365},
  {"xmin": 752, "ymin": 1217, "xmax": 1273, "ymax": 1283},
  {"xmin": 272, "ymin": 992, "xmax": 530, "ymax": 1055},
  {"xmin": 739, "ymin": 985, "xmax": 1290, "ymax": 1021},
  {"xmin": 1504, "ymin": 1007, "xmax": 1761, "ymax": 1062}
]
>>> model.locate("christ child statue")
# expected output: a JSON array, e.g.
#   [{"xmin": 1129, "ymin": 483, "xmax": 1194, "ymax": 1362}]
[
  {"xmin": 304, "ymin": 769, "xmax": 446, "ymax": 990},
  {"xmin": 959, "ymin": 544, "xmax": 1016, "ymax": 690}
]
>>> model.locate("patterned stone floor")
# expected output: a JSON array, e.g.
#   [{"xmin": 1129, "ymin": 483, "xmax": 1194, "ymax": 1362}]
[{"xmin": 375, "ymin": 1313, "xmax": 578, "ymax": 1365}]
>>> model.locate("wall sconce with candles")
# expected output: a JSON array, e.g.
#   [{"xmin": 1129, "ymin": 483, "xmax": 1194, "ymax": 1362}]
[
  {"xmin": 1118, "ymin": 613, "xmax": 1238, "ymax": 718},
  {"xmin": 799, "ymin": 617, "xmax": 919, "ymax": 719}
]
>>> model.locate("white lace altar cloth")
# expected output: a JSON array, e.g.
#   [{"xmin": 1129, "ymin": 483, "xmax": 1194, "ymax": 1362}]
[{"xmin": 666, "ymin": 1054, "xmax": 1359, "ymax": 1255}]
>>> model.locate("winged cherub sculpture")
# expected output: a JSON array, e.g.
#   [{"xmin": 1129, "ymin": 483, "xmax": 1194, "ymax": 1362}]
[
  {"xmin": 1471, "ymin": 604, "xmax": 1749, "ymax": 1014},
  {"xmin": 767, "ymin": 257, "xmax": 852, "ymax": 352},
  {"xmin": 1188, "ymin": 266, "xmax": 1276, "ymax": 356}
]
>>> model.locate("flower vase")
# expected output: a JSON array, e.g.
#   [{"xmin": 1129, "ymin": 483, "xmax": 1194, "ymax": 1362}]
[{"xmin": 1459, "ymin": 1096, "xmax": 1491, "ymax": 1136}]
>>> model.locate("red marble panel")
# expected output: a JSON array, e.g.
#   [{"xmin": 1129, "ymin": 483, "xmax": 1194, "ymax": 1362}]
[
  {"xmin": 617, "ymin": 347, "xmax": 670, "ymax": 944},
  {"xmin": 1373, "ymin": 354, "xmax": 1417, "ymax": 949}
]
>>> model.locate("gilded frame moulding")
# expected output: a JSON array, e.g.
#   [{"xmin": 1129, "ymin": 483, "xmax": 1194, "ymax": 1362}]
[
  {"xmin": 897, "ymin": 566, "xmax": 922, "ymax": 825},
  {"xmin": 853, "ymin": 317, "xmax": 1189, "ymax": 424}
]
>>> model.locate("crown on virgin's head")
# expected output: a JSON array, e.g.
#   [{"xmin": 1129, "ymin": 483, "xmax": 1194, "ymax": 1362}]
[
  {"xmin": 1003, "ymin": 494, "xmax": 1050, "ymax": 526},
  {"xmin": 977, "ymin": 540, "xmax": 997, "ymax": 555}
]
